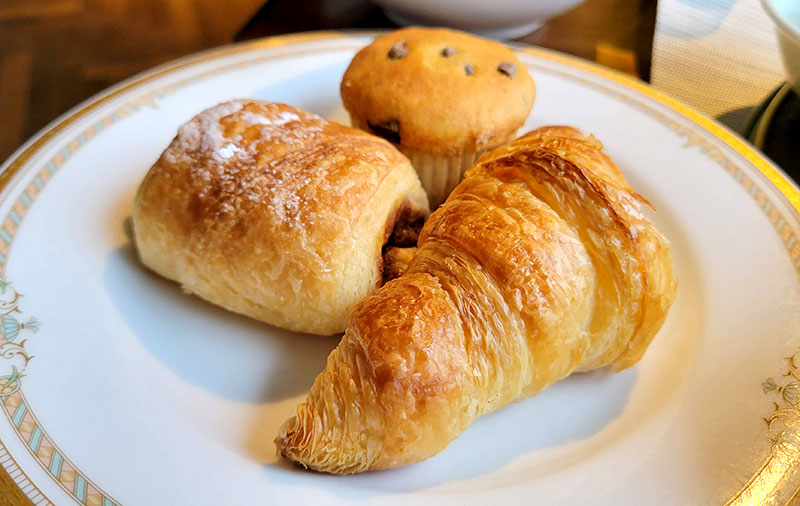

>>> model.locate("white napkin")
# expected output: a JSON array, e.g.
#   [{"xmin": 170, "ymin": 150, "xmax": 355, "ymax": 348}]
[{"xmin": 651, "ymin": 0, "xmax": 785, "ymax": 130}]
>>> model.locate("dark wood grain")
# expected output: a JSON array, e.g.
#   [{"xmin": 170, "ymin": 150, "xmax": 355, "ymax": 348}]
[{"xmin": 0, "ymin": 0, "xmax": 264, "ymax": 163}]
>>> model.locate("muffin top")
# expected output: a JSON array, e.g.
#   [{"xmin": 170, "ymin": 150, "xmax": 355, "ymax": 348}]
[{"xmin": 341, "ymin": 27, "xmax": 536, "ymax": 156}]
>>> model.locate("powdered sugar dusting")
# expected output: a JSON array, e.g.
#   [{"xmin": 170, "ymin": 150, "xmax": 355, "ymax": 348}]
[
  {"xmin": 157, "ymin": 100, "xmax": 401, "ymax": 258},
  {"xmin": 159, "ymin": 101, "xmax": 338, "ymax": 227},
  {"xmin": 163, "ymin": 100, "xmax": 245, "ymax": 164},
  {"xmin": 239, "ymin": 110, "xmax": 300, "ymax": 126},
  {"xmin": 213, "ymin": 143, "xmax": 242, "ymax": 162},
  {"xmin": 148, "ymin": 99, "xmax": 413, "ymax": 288},
  {"xmin": 162, "ymin": 100, "xmax": 329, "ymax": 169}
]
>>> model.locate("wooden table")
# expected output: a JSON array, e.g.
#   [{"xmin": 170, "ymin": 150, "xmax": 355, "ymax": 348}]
[{"xmin": 0, "ymin": 0, "xmax": 655, "ymax": 502}]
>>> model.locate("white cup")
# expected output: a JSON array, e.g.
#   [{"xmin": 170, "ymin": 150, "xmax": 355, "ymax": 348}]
[{"xmin": 370, "ymin": 0, "xmax": 586, "ymax": 40}]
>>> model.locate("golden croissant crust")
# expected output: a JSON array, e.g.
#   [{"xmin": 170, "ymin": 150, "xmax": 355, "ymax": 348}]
[{"xmin": 275, "ymin": 126, "xmax": 677, "ymax": 473}]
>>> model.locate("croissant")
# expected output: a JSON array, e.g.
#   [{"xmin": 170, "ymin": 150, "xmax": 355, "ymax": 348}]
[{"xmin": 275, "ymin": 126, "xmax": 677, "ymax": 473}]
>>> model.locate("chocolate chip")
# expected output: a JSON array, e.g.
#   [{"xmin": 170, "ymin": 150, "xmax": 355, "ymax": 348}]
[
  {"xmin": 497, "ymin": 62, "xmax": 517, "ymax": 78},
  {"xmin": 388, "ymin": 41, "xmax": 408, "ymax": 60},
  {"xmin": 464, "ymin": 64, "xmax": 474, "ymax": 76},
  {"xmin": 367, "ymin": 119, "xmax": 401, "ymax": 144},
  {"xmin": 441, "ymin": 47, "xmax": 456, "ymax": 57}
]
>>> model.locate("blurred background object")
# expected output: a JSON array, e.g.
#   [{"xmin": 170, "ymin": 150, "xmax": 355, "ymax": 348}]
[
  {"xmin": 236, "ymin": 0, "xmax": 657, "ymax": 78},
  {"xmin": 367, "ymin": 0, "xmax": 587, "ymax": 39},
  {"xmin": 651, "ymin": 0, "xmax": 784, "ymax": 131},
  {"xmin": 751, "ymin": 0, "xmax": 800, "ymax": 176},
  {"xmin": 761, "ymin": 0, "xmax": 800, "ymax": 93}
]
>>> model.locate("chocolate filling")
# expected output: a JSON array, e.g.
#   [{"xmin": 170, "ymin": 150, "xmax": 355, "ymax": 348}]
[
  {"xmin": 379, "ymin": 201, "xmax": 426, "ymax": 285},
  {"xmin": 382, "ymin": 247, "xmax": 416, "ymax": 285}
]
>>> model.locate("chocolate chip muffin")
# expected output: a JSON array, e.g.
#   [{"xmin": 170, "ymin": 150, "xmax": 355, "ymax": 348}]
[{"xmin": 341, "ymin": 27, "xmax": 536, "ymax": 207}]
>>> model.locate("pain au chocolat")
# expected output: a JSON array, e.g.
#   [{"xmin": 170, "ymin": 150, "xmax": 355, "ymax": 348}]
[{"xmin": 132, "ymin": 100, "xmax": 428, "ymax": 335}]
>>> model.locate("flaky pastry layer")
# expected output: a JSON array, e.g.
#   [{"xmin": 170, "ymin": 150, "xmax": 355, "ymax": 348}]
[
  {"xmin": 276, "ymin": 126, "xmax": 676, "ymax": 472},
  {"xmin": 133, "ymin": 100, "xmax": 428, "ymax": 335}
]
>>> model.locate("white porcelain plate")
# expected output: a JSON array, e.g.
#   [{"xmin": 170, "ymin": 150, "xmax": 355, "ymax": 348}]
[{"xmin": 1, "ymin": 32, "xmax": 799, "ymax": 506}]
